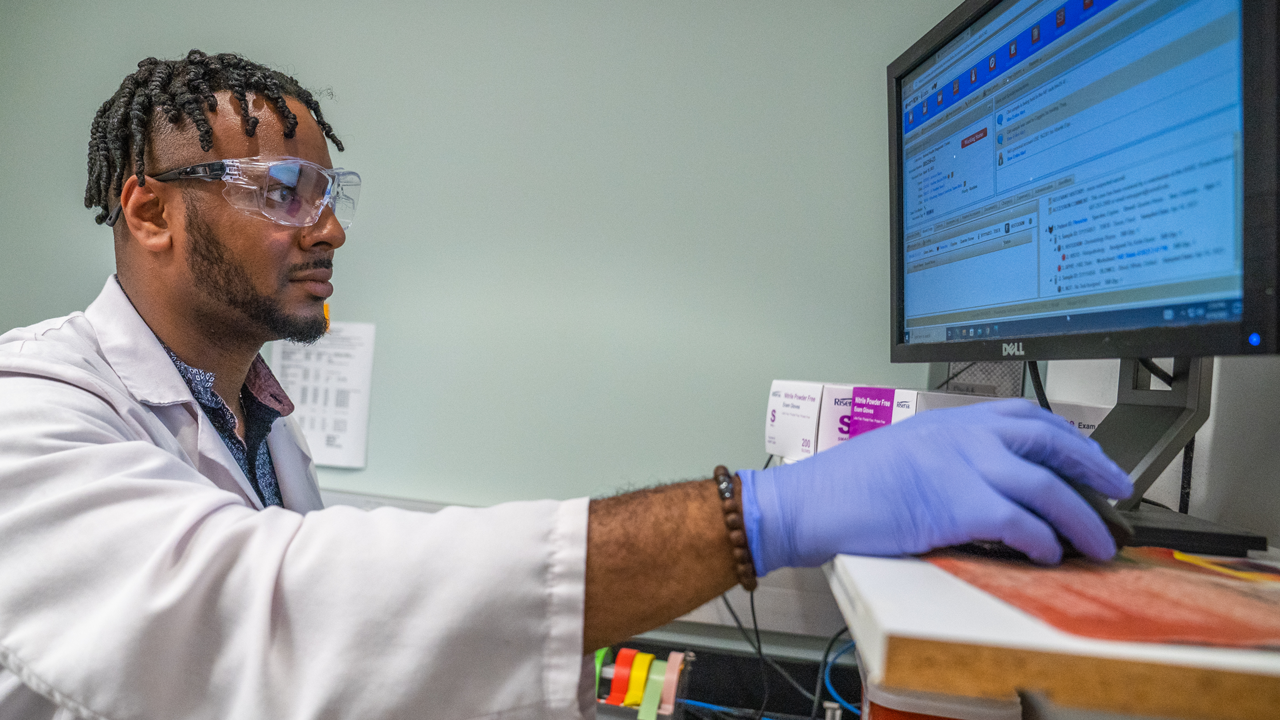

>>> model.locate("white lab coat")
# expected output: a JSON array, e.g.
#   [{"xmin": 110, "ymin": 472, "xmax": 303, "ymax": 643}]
[{"xmin": 0, "ymin": 277, "xmax": 593, "ymax": 720}]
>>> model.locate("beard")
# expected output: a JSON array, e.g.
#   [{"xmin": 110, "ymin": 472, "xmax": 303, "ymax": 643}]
[{"xmin": 185, "ymin": 204, "xmax": 329, "ymax": 344}]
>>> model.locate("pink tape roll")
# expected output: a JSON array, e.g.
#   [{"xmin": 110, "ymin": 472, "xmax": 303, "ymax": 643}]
[{"xmin": 657, "ymin": 651, "xmax": 684, "ymax": 715}]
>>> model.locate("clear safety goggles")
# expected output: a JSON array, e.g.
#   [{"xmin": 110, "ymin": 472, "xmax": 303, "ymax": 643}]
[{"xmin": 108, "ymin": 156, "xmax": 361, "ymax": 229}]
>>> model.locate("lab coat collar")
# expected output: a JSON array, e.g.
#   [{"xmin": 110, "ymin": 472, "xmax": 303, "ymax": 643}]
[
  {"xmin": 82, "ymin": 276, "xmax": 298, "ymax": 511},
  {"xmin": 269, "ymin": 417, "xmax": 324, "ymax": 512},
  {"xmin": 83, "ymin": 275, "xmax": 195, "ymax": 407},
  {"xmin": 83, "ymin": 276, "xmax": 323, "ymax": 513}
]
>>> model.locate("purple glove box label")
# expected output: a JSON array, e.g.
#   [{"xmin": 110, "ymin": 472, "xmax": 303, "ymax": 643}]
[{"xmin": 849, "ymin": 387, "xmax": 897, "ymax": 437}]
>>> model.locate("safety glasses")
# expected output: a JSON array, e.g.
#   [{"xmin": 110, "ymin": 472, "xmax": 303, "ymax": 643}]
[{"xmin": 106, "ymin": 156, "xmax": 361, "ymax": 229}]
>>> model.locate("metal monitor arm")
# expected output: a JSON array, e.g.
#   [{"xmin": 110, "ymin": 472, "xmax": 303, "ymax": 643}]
[{"xmin": 1088, "ymin": 357, "xmax": 1213, "ymax": 512}]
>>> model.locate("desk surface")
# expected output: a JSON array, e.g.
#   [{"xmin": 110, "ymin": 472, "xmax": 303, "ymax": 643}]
[{"xmin": 824, "ymin": 553, "xmax": 1280, "ymax": 720}]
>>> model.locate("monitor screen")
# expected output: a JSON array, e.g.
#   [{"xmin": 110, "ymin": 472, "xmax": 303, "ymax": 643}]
[{"xmin": 889, "ymin": 0, "xmax": 1271, "ymax": 360}]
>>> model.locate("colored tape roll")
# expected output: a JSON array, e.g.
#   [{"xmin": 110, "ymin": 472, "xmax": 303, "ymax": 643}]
[
  {"xmin": 658, "ymin": 651, "xmax": 685, "ymax": 715},
  {"xmin": 605, "ymin": 648, "xmax": 638, "ymax": 706},
  {"xmin": 594, "ymin": 648, "xmax": 609, "ymax": 697},
  {"xmin": 623, "ymin": 652, "xmax": 655, "ymax": 706},
  {"xmin": 637, "ymin": 659, "xmax": 668, "ymax": 720}
]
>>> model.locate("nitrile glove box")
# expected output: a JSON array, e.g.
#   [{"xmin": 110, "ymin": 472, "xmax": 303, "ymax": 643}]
[
  {"xmin": 812, "ymin": 385, "xmax": 1112, "ymax": 454},
  {"xmin": 814, "ymin": 384, "xmax": 1116, "ymax": 450},
  {"xmin": 764, "ymin": 380, "xmax": 824, "ymax": 461},
  {"xmin": 814, "ymin": 384, "xmax": 921, "ymax": 453},
  {"xmin": 768, "ymin": 380, "xmax": 1111, "ymax": 461},
  {"xmin": 816, "ymin": 386, "xmax": 990, "ymax": 452}
]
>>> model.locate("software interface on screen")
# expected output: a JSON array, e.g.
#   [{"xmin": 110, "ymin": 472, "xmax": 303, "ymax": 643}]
[{"xmin": 900, "ymin": 0, "xmax": 1243, "ymax": 345}]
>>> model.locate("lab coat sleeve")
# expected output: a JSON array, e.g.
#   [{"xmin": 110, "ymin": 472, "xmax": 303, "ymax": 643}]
[{"xmin": 0, "ymin": 372, "xmax": 590, "ymax": 720}]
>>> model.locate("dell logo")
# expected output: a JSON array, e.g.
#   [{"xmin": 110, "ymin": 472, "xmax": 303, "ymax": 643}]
[{"xmin": 1002, "ymin": 342, "xmax": 1025, "ymax": 356}]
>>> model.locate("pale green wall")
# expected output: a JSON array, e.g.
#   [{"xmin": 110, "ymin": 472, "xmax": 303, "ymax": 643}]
[{"xmin": 0, "ymin": 0, "xmax": 958, "ymax": 505}]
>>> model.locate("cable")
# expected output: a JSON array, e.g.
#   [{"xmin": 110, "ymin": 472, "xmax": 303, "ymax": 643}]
[
  {"xmin": 1179, "ymin": 435, "xmax": 1195, "ymax": 514},
  {"xmin": 717, "ymin": 595, "xmax": 772, "ymax": 716},
  {"xmin": 824, "ymin": 641, "xmax": 862, "ymax": 716},
  {"xmin": 809, "ymin": 626, "xmax": 848, "ymax": 720},
  {"xmin": 1140, "ymin": 497, "xmax": 1172, "ymax": 511},
  {"xmin": 1025, "ymin": 361, "xmax": 1052, "ymax": 412},
  {"xmin": 1138, "ymin": 358, "xmax": 1177, "ymax": 387},
  {"xmin": 750, "ymin": 593, "xmax": 770, "ymax": 719},
  {"xmin": 933, "ymin": 361, "xmax": 978, "ymax": 390},
  {"xmin": 762, "ymin": 455, "xmax": 773, "ymax": 470},
  {"xmin": 681, "ymin": 701, "xmax": 734, "ymax": 720},
  {"xmin": 720, "ymin": 594, "xmax": 751, "ymax": 645},
  {"xmin": 719, "ymin": 596, "xmax": 816, "ymax": 703},
  {"xmin": 679, "ymin": 699, "xmax": 782, "ymax": 720}
]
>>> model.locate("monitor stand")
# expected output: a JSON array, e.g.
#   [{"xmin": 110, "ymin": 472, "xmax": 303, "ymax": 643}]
[{"xmin": 1088, "ymin": 357, "xmax": 1268, "ymax": 557}]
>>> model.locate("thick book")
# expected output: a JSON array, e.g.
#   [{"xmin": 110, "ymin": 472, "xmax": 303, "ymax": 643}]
[{"xmin": 824, "ymin": 551, "xmax": 1280, "ymax": 720}]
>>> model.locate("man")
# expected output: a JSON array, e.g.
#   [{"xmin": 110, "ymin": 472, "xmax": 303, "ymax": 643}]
[{"xmin": 0, "ymin": 51, "xmax": 1130, "ymax": 720}]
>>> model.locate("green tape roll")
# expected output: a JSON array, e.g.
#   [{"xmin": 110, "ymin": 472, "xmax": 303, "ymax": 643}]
[
  {"xmin": 637, "ymin": 659, "xmax": 668, "ymax": 720},
  {"xmin": 594, "ymin": 647, "xmax": 609, "ymax": 697}
]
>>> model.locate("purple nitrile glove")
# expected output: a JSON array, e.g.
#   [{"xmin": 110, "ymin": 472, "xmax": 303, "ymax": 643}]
[{"xmin": 737, "ymin": 398, "xmax": 1133, "ymax": 574}]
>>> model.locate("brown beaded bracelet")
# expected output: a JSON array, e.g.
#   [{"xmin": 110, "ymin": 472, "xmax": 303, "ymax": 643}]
[{"xmin": 713, "ymin": 465, "xmax": 758, "ymax": 592}]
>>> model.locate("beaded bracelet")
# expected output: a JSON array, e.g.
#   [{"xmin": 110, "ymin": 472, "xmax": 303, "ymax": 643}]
[{"xmin": 713, "ymin": 465, "xmax": 758, "ymax": 591}]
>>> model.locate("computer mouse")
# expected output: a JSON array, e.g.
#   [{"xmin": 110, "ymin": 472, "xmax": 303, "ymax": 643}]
[
  {"xmin": 1066, "ymin": 479, "xmax": 1134, "ymax": 552},
  {"xmin": 952, "ymin": 480, "xmax": 1134, "ymax": 563}
]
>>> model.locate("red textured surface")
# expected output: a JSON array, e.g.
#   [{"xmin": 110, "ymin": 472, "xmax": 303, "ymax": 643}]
[{"xmin": 927, "ymin": 547, "xmax": 1280, "ymax": 649}]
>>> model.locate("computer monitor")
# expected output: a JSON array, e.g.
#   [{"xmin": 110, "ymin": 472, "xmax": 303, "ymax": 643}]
[
  {"xmin": 886, "ymin": 0, "xmax": 1277, "ymax": 543},
  {"xmin": 890, "ymin": 0, "xmax": 1275, "ymax": 362}
]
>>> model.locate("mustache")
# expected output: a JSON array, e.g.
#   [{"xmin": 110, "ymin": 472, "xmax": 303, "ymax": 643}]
[{"xmin": 288, "ymin": 257, "xmax": 333, "ymax": 273}]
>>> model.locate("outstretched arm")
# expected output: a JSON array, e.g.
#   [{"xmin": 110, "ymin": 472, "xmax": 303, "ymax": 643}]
[
  {"xmin": 584, "ymin": 478, "xmax": 737, "ymax": 651},
  {"xmin": 582, "ymin": 399, "xmax": 1134, "ymax": 652}
]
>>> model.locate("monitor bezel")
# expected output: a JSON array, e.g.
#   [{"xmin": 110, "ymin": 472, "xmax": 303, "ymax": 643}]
[{"xmin": 888, "ymin": 0, "xmax": 1278, "ymax": 363}]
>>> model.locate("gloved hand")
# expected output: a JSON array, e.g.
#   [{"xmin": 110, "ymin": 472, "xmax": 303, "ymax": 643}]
[{"xmin": 738, "ymin": 398, "xmax": 1133, "ymax": 573}]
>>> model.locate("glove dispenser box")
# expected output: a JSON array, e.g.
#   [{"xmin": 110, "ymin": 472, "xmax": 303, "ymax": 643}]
[{"xmin": 767, "ymin": 381, "xmax": 1112, "ymax": 463}]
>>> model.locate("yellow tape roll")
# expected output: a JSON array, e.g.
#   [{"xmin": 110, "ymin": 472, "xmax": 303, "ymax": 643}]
[{"xmin": 623, "ymin": 652, "xmax": 655, "ymax": 707}]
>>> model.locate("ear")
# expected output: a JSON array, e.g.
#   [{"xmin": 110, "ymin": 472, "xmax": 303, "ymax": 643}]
[{"xmin": 118, "ymin": 174, "xmax": 179, "ymax": 252}]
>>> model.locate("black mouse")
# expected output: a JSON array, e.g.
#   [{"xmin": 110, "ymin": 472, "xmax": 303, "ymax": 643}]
[
  {"xmin": 1066, "ymin": 478, "xmax": 1134, "ymax": 551},
  {"xmin": 953, "ymin": 480, "xmax": 1134, "ymax": 563}
]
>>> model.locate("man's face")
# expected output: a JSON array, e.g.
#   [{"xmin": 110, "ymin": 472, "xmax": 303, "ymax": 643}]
[
  {"xmin": 184, "ymin": 196, "xmax": 331, "ymax": 343},
  {"xmin": 148, "ymin": 92, "xmax": 346, "ymax": 345}
]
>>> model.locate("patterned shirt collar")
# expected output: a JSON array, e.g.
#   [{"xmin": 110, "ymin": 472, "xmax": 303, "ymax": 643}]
[
  {"xmin": 162, "ymin": 348, "xmax": 291, "ymax": 508},
  {"xmin": 164, "ymin": 350, "xmax": 295, "ymax": 418},
  {"xmin": 244, "ymin": 355, "xmax": 296, "ymax": 417},
  {"xmin": 168, "ymin": 352, "xmax": 220, "ymax": 407}
]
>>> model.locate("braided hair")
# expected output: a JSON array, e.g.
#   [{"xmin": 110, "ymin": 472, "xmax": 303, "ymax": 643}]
[{"xmin": 85, "ymin": 50, "xmax": 344, "ymax": 224}]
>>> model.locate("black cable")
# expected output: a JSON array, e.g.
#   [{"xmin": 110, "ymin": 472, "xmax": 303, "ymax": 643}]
[
  {"xmin": 1140, "ymin": 497, "xmax": 1173, "ymax": 511},
  {"xmin": 1026, "ymin": 361, "xmax": 1052, "ymax": 412},
  {"xmin": 1138, "ymin": 358, "xmax": 1177, "ymax": 387},
  {"xmin": 933, "ymin": 361, "xmax": 978, "ymax": 390},
  {"xmin": 683, "ymin": 706, "xmax": 723, "ymax": 720},
  {"xmin": 809, "ymin": 626, "xmax": 849, "ymax": 720},
  {"xmin": 681, "ymin": 701, "xmax": 768, "ymax": 720},
  {"xmin": 720, "ymin": 594, "xmax": 752, "ymax": 646},
  {"xmin": 763, "ymin": 455, "xmax": 773, "ymax": 470},
  {"xmin": 1179, "ymin": 436, "xmax": 1195, "ymax": 514},
  {"xmin": 749, "ymin": 592, "xmax": 769, "ymax": 720},
  {"xmin": 719, "ymin": 596, "xmax": 815, "ymax": 703}
]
